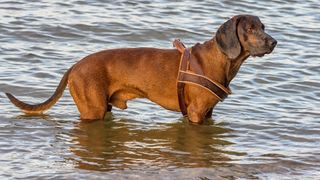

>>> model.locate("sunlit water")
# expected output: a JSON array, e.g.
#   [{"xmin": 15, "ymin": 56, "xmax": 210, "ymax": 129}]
[{"xmin": 0, "ymin": 0, "xmax": 319, "ymax": 179}]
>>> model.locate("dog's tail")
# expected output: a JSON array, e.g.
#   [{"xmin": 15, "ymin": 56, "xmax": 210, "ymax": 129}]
[{"xmin": 5, "ymin": 67, "xmax": 73, "ymax": 114}]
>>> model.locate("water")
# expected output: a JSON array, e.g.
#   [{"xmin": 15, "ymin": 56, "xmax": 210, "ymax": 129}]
[{"xmin": 0, "ymin": 0, "xmax": 319, "ymax": 179}]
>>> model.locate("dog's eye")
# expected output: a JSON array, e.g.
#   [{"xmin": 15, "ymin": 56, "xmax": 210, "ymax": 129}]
[{"xmin": 261, "ymin": 24, "xmax": 265, "ymax": 30}]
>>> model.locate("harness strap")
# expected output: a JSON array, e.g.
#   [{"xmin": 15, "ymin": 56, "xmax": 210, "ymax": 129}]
[
  {"xmin": 176, "ymin": 48, "xmax": 190, "ymax": 116},
  {"xmin": 173, "ymin": 39, "xmax": 231, "ymax": 116}
]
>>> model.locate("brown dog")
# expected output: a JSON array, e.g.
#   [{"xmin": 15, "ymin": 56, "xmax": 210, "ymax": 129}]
[{"xmin": 6, "ymin": 15, "xmax": 277, "ymax": 123}]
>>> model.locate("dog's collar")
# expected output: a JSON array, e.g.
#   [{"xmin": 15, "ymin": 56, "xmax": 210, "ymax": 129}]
[{"xmin": 173, "ymin": 39, "xmax": 231, "ymax": 116}]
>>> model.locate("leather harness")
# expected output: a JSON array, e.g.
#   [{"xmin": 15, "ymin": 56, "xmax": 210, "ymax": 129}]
[{"xmin": 173, "ymin": 39, "xmax": 231, "ymax": 116}]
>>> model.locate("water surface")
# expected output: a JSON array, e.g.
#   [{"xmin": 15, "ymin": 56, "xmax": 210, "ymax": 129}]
[{"xmin": 0, "ymin": 0, "xmax": 319, "ymax": 179}]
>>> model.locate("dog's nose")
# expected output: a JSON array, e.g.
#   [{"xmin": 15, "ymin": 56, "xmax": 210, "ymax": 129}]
[{"xmin": 269, "ymin": 38, "xmax": 277, "ymax": 47}]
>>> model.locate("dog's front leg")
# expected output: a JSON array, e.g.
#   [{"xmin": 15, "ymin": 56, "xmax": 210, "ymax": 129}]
[
  {"xmin": 187, "ymin": 103, "xmax": 207, "ymax": 124},
  {"xmin": 205, "ymin": 108, "xmax": 213, "ymax": 119}
]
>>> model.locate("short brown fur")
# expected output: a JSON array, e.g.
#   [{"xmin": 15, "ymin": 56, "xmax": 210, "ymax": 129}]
[{"xmin": 6, "ymin": 15, "xmax": 277, "ymax": 123}]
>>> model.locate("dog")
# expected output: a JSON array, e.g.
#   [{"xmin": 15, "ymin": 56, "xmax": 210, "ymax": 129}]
[{"xmin": 6, "ymin": 15, "xmax": 277, "ymax": 124}]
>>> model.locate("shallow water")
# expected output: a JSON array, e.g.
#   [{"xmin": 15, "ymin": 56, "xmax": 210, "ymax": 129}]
[{"xmin": 0, "ymin": 0, "xmax": 320, "ymax": 179}]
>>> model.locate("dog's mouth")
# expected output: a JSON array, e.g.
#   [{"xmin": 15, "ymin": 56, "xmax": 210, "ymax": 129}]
[
  {"xmin": 252, "ymin": 52, "xmax": 266, "ymax": 57},
  {"xmin": 251, "ymin": 48, "xmax": 274, "ymax": 57},
  {"xmin": 253, "ymin": 53, "xmax": 265, "ymax": 57}
]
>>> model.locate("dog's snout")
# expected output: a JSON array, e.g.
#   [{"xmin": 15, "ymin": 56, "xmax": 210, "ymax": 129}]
[{"xmin": 269, "ymin": 38, "xmax": 277, "ymax": 48}]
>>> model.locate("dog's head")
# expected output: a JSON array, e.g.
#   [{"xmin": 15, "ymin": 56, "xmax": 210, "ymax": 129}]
[{"xmin": 216, "ymin": 15, "xmax": 277, "ymax": 59}]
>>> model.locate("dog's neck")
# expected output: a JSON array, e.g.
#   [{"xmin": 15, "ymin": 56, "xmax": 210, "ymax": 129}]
[{"xmin": 192, "ymin": 39, "xmax": 250, "ymax": 88}]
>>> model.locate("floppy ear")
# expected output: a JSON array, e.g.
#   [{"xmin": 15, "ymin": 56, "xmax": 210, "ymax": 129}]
[{"xmin": 215, "ymin": 16, "xmax": 241, "ymax": 60}]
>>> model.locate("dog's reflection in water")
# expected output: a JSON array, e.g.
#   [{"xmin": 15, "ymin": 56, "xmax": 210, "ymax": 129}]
[{"xmin": 68, "ymin": 118, "xmax": 238, "ymax": 171}]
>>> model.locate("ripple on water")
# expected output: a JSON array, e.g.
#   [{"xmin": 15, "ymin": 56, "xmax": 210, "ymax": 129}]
[{"xmin": 0, "ymin": 0, "xmax": 320, "ymax": 179}]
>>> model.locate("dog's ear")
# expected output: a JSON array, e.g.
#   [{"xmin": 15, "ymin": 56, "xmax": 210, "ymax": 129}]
[{"xmin": 215, "ymin": 16, "xmax": 241, "ymax": 60}]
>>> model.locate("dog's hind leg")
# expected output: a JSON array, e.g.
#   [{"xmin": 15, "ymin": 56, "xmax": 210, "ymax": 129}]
[{"xmin": 69, "ymin": 80, "xmax": 108, "ymax": 121}]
